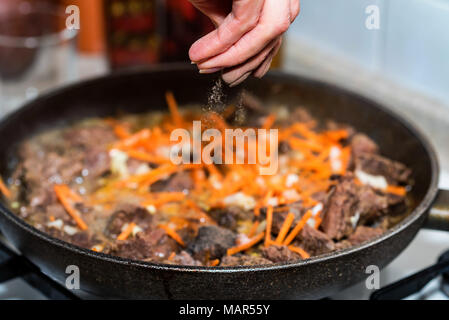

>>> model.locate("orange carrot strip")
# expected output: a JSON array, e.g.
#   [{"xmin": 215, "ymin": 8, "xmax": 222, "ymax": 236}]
[
  {"xmin": 160, "ymin": 225, "xmax": 186, "ymax": 247},
  {"xmin": 288, "ymin": 137, "xmax": 323, "ymax": 153},
  {"xmin": 55, "ymin": 184, "xmax": 83, "ymax": 202},
  {"xmin": 385, "ymin": 185, "xmax": 407, "ymax": 196},
  {"xmin": 262, "ymin": 114, "xmax": 276, "ymax": 129},
  {"xmin": 288, "ymin": 245, "xmax": 311, "ymax": 259},
  {"xmin": 275, "ymin": 212, "xmax": 295, "ymax": 245},
  {"xmin": 248, "ymin": 220, "xmax": 260, "ymax": 238},
  {"xmin": 114, "ymin": 124, "xmax": 131, "ymax": 139},
  {"xmin": 264, "ymin": 205, "xmax": 273, "ymax": 247},
  {"xmin": 314, "ymin": 216, "xmax": 323, "ymax": 230},
  {"xmin": 141, "ymin": 192, "xmax": 186, "ymax": 207},
  {"xmin": 165, "ymin": 91, "xmax": 183, "ymax": 127},
  {"xmin": 113, "ymin": 128, "xmax": 151, "ymax": 149},
  {"xmin": 283, "ymin": 210, "xmax": 313, "ymax": 246},
  {"xmin": 54, "ymin": 185, "xmax": 88, "ymax": 230},
  {"xmin": 227, "ymin": 231, "xmax": 265, "ymax": 256},
  {"xmin": 0, "ymin": 176, "xmax": 11, "ymax": 199},
  {"xmin": 126, "ymin": 150, "xmax": 170, "ymax": 164},
  {"xmin": 168, "ymin": 252, "xmax": 176, "ymax": 261},
  {"xmin": 117, "ymin": 222, "xmax": 136, "ymax": 241},
  {"xmin": 208, "ymin": 259, "xmax": 220, "ymax": 267}
]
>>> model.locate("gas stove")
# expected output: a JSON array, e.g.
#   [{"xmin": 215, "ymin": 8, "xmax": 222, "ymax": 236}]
[{"xmin": 1, "ymin": 171, "xmax": 448, "ymax": 300}]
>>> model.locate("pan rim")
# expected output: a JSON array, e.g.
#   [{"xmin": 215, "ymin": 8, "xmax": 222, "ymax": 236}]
[{"xmin": 0, "ymin": 64, "xmax": 440, "ymax": 274}]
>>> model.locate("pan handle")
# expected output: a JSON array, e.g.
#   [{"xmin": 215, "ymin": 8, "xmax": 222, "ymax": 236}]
[{"xmin": 423, "ymin": 189, "xmax": 449, "ymax": 231}]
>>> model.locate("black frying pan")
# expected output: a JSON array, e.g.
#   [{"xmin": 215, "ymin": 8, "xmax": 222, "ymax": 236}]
[{"xmin": 0, "ymin": 65, "xmax": 448, "ymax": 299}]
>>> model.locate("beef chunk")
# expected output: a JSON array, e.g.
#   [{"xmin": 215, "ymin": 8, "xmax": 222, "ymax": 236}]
[
  {"xmin": 187, "ymin": 226, "xmax": 236, "ymax": 261},
  {"xmin": 220, "ymin": 254, "xmax": 273, "ymax": 266},
  {"xmin": 64, "ymin": 126, "xmax": 116, "ymax": 179},
  {"xmin": 262, "ymin": 245, "xmax": 301, "ymax": 263},
  {"xmin": 64, "ymin": 125, "xmax": 116, "ymax": 148},
  {"xmin": 296, "ymin": 225, "xmax": 335, "ymax": 256},
  {"xmin": 150, "ymin": 171, "xmax": 193, "ymax": 192},
  {"xmin": 165, "ymin": 251, "xmax": 202, "ymax": 266},
  {"xmin": 321, "ymin": 178, "xmax": 359, "ymax": 240},
  {"xmin": 208, "ymin": 206, "xmax": 252, "ymax": 231},
  {"xmin": 348, "ymin": 226, "xmax": 384, "ymax": 245},
  {"xmin": 105, "ymin": 204, "xmax": 153, "ymax": 238},
  {"xmin": 355, "ymin": 153, "xmax": 411, "ymax": 185},
  {"xmin": 105, "ymin": 228, "xmax": 178, "ymax": 261},
  {"xmin": 350, "ymin": 133, "xmax": 379, "ymax": 157},
  {"xmin": 357, "ymin": 186, "xmax": 389, "ymax": 224}
]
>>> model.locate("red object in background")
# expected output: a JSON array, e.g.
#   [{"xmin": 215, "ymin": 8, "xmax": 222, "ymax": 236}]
[{"xmin": 104, "ymin": 0, "xmax": 213, "ymax": 69}]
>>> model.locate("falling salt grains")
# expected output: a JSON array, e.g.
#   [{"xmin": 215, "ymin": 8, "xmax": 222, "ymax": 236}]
[{"xmin": 205, "ymin": 78, "xmax": 226, "ymax": 114}]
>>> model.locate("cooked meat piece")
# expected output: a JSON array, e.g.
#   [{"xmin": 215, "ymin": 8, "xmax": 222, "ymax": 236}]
[
  {"xmin": 355, "ymin": 153, "xmax": 411, "ymax": 185},
  {"xmin": 291, "ymin": 107, "xmax": 314, "ymax": 123},
  {"xmin": 177, "ymin": 227, "xmax": 197, "ymax": 245},
  {"xmin": 105, "ymin": 228, "xmax": 178, "ymax": 261},
  {"xmin": 64, "ymin": 125, "xmax": 116, "ymax": 148},
  {"xmin": 220, "ymin": 254, "xmax": 273, "ymax": 266},
  {"xmin": 150, "ymin": 171, "xmax": 193, "ymax": 192},
  {"xmin": 357, "ymin": 186, "xmax": 389, "ymax": 224},
  {"xmin": 296, "ymin": 225, "xmax": 335, "ymax": 256},
  {"xmin": 165, "ymin": 251, "xmax": 202, "ymax": 266},
  {"xmin": 334, "ymin": 240, "xmax": 352, "ymax": 251},
  {"xmin": 83, "ymin": 145, "xmax": 110, "ymax": 178},
  {"xmin": 321, "ymin": 177, "xmax": 359, "ymax": 240},
  {"xmin": 350, "ymin": 133, "xmax": 379, "ymax": 157},
  {"xmin": 208, "ymin": 206, "xmax": 252, "ymax": 231},
  {"xmin": 44, "ymin": 227, "xmax": 96, "ymax": 249},
  {"xmin": 105, "ymin": 204, "xmax": 153, "ymax": 238},
  {"xmin": 187, "ymin": 225, "xmax": 236, "ymax": 261},
  {"xmin": 348, "ymin": 226, "xmax": 384, "ymax": 245},
  {"xmin": 240, "ymin": 90, "xmax": 267, "ymax": 113},
  {"xmin": 65, "ymin": 126, "xmax": 116, "ymax": 178},
  {"xmin": 262, "ymin": 245, "xmax": 301, "ymax": 263},
  {"xmin": 325, "ymin": 120, "xmax": 356, "ymax": 138}
]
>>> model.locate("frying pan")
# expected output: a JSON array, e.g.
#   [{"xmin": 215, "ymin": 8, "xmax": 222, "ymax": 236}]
[{"xmin": 0, "ymin": 65, "xmax": 448, "ymax": 299}]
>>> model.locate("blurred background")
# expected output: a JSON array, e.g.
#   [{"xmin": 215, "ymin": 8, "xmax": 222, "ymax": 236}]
[{"xmin": 0, "ymin": 0, "xmax": 449, "ymax": 300}]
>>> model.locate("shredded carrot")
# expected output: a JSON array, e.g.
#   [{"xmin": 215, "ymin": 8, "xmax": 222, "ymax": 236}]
[
  {"xmin": 314, "ymin": 216, "xmax": 323, "ymax": 230},
  {"xmin": 262, "ymin": 114, "xmax": 276, "ymax": 129},
  {"xmin": 227, "ymin": 231, "xmax": 265, "ymax": 256},
  {"xmin": 117, "ymin": 222, "xmax": 136, "ymax": 241},
  {"xmin": 126, "ymin": 150, "xmax": 170, "ymax": 164},
  {"xmin": 0, "ymin": 176, "xmax": 11, "ymax": 199},
  {"xmin": 54, "ymin": 185, "xmax": 88, "ymax": 231},
  {"xmin": 288, "ymin": 245, "xmax": 311, "ymax": 259},
  {"xmin": 275, "ymin": 212, "xmax": 295, "ymax": 245},
  {"xmin": 385, "ymin": 185, "xmax": 407, "ymax": 196},
  {"xmin": 208, "ymin": 259, "xmax": 220, "ymax": 267},
  {"xmin": 141, "ymin": 192, "xmax": 186, "ymax": 207},
  {"xmin": 165, "ymin": 91, "xmax": 183, "ymax": 127},
  {"xmin": 160, "ymin": 225, "xmax": 185, "ymax": 247},
  {"xmin": 264, "ymin": 205, "xmax": 273, "ymax": 247},
  {"xmin": 283, "ymin": 210, "xmax": 313, "ymax": 246},
  {"xmin": 114, "ymin": 124, "xmax": 131, "ymax": 139},
  {"xmin": 168, "ymin": 252, "xmax": 176, "ymax": 261},
  {"xmin": 113, "ymin": 128, "xmax": 151, "ymax": 149},
  {"xmin": 248, "ymin": 220, "xmax": 260, "ymax": 238}
]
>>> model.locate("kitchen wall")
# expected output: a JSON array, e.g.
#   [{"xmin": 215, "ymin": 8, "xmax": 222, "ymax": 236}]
[{"xmin": 286, "ymin": 0, "xmax": 449, "ymax": 105}]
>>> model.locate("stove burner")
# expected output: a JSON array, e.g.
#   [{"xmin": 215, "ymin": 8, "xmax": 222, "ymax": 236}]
[
  {"xmin": 371, "ymin": 249, "xmax": 449, "ymax": 300},
  {"xmin": 438, "ymin": 250, "xmax": 449, "ymax": 298}
]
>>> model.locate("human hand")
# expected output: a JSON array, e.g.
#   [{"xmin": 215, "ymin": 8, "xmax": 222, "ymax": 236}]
[{"xmin": 188, "ymin": 0, "xmax": 300, "ymax": 86}]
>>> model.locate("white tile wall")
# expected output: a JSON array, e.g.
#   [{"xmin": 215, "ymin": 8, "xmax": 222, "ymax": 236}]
[{"xmin": 287, "ymin": 0, "xmax": 449, "ymax": 104}]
